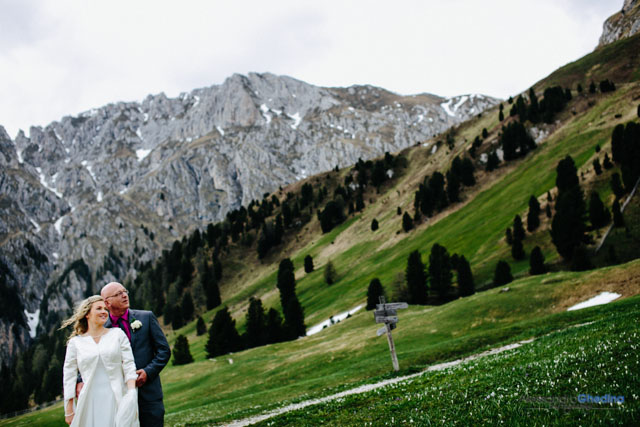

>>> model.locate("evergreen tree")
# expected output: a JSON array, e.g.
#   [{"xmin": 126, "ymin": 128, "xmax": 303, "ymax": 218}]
[
  {"xmin": 402, "ymin": 211, "xmax": 414, "ymax": 232},
  {"xmin": 206, "ymin": 307, "xmax": 242, "ymax": 358},
  {"xmin": 265, "ymin": 308, "xmax": 285, "ymax": 344},
  {"xmin": 570, "ymin": 244, "xmax": 593, "ymax": 271},
  {"xmin": 201, "ymin": 262, "xmax": 221, "ymax": 310},
  {"xmin": 589, "ymin": 81, "xmax": 596, "ymax": 94},
  {"xmin": 529, "ymin": 246, "xmax": 546, "ymax": 275},
  {"xmin": 505, "ymin": 227, "xmax": 513, "ymax": 245},
  {"xmin": 589, "ymin": 191, "xmax": 610, "ymax": 229},
  {"xmin": 406, "ymin": 250, "xmax": 427, "ymax": 304},
  {"xmin": 611, "ymin": 173, "xmax": 626, "ymax": 199},
  {"xmin": 499, "ymin": 110, "xmax": 504, "ymax": 121},
  {"xmin": 577, "ymin": 83, "xmax": 583, "ymax": 93},
  {"xmin": 461, "ymin": 157, "xmax": 476, "ymax": 186},
  {"xmin": 592, "ymin": 158, "xmax": 602, "ymax": 175},
  {"xmin": 324, "ymin": 260, "xmax": 338, "ymax": 285},
  {"xmin": 456, "ymin": 255, "xmax": 475, "ymax": 297},
  {"xmin": 612, "ymin": 199, "xmax": 625, "ymax": 228},
  {"xmin": 482, "ymin": 128, "xmax": 489, "ymax": 138},
  {"xmin": 486, "ymin": 151, "xmax": 500, "ymax": 171},
  {"xmin": 429, "ymin": 172, "xmax": 449, "ymax": 210},
  {"xmin": 551, "ymin": 156, "xmax": 588, "ymax": 260},
  {"xmin": 196, "ymin": 316, "xmax": 207, "ymax": 336},
  {"xmin": 429, "ymin": 243, "xmax": 452, "ymax": 302},
  {"xmin": 304, "ymin": 254, "xmax": 314, "ymax": 273},
  {"xmin": 611, "ymin": 124, "xmax": 625, "ymax": 164},
  {"xmin": 245, "ymin": 297, "xmax": 267, "ymax": 348},
  {"xmin": 283, "ymin": 297, "xmax": 306, "ymax": 339},
  {"xmin": 366, "ymin": 278, "xmax": 386, "ymax": 310},
  {"xmin": 371, "ymin": 218, "xmax": 379, "ymax": 231},
  {"xmin": 527, "ymin": 195, "xmax": 541, "ymax": 232},
  {"xmin": 171, "ymin": 303, "xmax": 184, "ymax": 330},
  {"xmin": 511, "ymin": 237, "xmax": 525, "ymax": 260},
  {"xmin": 546, "ymin": 203, "xmax": 552, "ymax": 218},
  {"xmin": 277, "ymin": 258, "xmax": 296, "ymax": 306},
  {"xmin": 513, "ymin": 215, "xmax": 526, "ymax": 241},
  {"xmin": 172, "ymin": 335, "xmax": 194, "ymax": 365},
  {"xmin": 181, "ymin": 291, "xmax": 195, "ymax": 322},
  {"xmin": 446, "ymin": 170, "xmax": 461, "ymax": 203},
  {"xmin": 603, "ymin": 153, "xmax": 613, "ymax": 169},
  {"xmin": 493, "ymin": 261, "xmax": 513, "ymax": 286}
]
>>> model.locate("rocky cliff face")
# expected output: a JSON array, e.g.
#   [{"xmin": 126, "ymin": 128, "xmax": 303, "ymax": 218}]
[
  {"xmin": 0, "ymin": 72, "xmax": 498, "ymax": 363},
  {"xmin": 598, "ymin": 0, "xmax": 640, "ymax": 47}
]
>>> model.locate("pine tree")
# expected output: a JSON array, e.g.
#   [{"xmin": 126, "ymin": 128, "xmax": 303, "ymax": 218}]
[
  {"xmin": 283, "ymin": 297, "xmax": 306, "ymax": 339},
  {"xmin": 611, "ymin": 124, "xmax": 625, "ymax": 164},
  {"xmin": 551, "ymin": 156, "xmax": 588, "ymax": 260},
  {"xmin": 172, "ymin": 334, "xmax": 194, "ymax": 365},
  {"xmin": 171, "ymin": 303, "xmax": 184, "ymax": 330},
  {"xmin": 546, "ymin": 203, "xmax": 552, "ymax": 218},
  {"xmin": 529, "ymin": 246, "xmax": 546, "ymax": 275},
  {"xmin": 201, "ymin": 261, "xmax": 221, "ymax": 310},
  {"xmin": 603, "ymin": 153, "xmax": 613, "ymax": 169},
  {"xmin": 589, "ymin": 191, "xmax": 610, "ymax": 229},
  {"xmin": 456, "ymin": 255, "xmax": 475, "ymax": 297},
  {"xmin": 371, "ymin": 218, "xmax": 379, "ymax": 231},
  {"xmin": 461, "ymin": 157, "xmax": 476, "ymax": 186},
  {"xmin": 366, "ymin": 278, "xmax": 386, "ymax": 310},
  {"xmin": 206, "ymin": 307, "xmax": 242, "ymax": 358},
  {"xmin": 592, "ymin": 158, "xmax": 602, "ymax": 175},
  {"xmin": 511, "ymin": 237, "xmax": 525, "ymax": 260},
  {"xmin": 486, "ymin": 151, "xmax": 500, "ymax": 171},
  {"xmin": 527, "ymin": 195, "xmax": 541, "ymax": 232},
  {"xmin": 265, "ymin": 308, "xmax": 284, "ymax": 344},
  {"xmin": 406, "ymin": 250, "xmax": 427, "ymax": 304},
  {"xmin": 446, "ymin": 170, "xmax": 461, "ymax": 203},
  {"xmin": 245, "ymin": 297, "xmax": 267, "ymax": 348},
  {"xmin": 277, "ymin": 258, "xmax": 296, "ymax": 305},
  {"xmin": 429, "ymin": 243, "xmax": 452, "ymax": 302},
  {"xmin": 304, "ymin": 255, "xmax": 314, "ymax": 273},
  {"xmin": 402, "ymin": 211, "xmax": 414, "ymax": 232},
  {"xmin": 324, "ymin": 261, "xmax": 338, "ymax": 285},
  {"xmin": 493, "ymin": 261, "xmax": 513, "ymax": 286},
  {"xmin": 570, "ymin": 244, "xmax": 593, "ymax": 271},
  {"xmin": 611, "ymin": 173, "xmax": 626, "ymax": 199},
  {"xmin": 612, "ymin": 199, "xmax": 625, "ymax": 228},
  {"xmin": 196, "ymin": 316, "xmax": 206, "ymax": 336},
  {"xmin": 505, "ymin": 227, "xmax": 513, "ymax": 245},
  {"xmin": 181, "ymin": 291, "xmax": 195, "ymax": 322},
  {"xmin": 513, "ymin": 215, "xmax": 526, "ymax": 241}
]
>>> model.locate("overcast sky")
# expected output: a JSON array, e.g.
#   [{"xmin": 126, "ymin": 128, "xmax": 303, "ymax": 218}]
[{"xmin": 0, "ymin": 0, "xmax": 621, "ymax": 138}]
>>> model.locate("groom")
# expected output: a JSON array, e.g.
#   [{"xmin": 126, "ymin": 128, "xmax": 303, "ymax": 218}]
[{"xmin": 78, "ymin": 282, "xmax": 171, "ymax": 426}]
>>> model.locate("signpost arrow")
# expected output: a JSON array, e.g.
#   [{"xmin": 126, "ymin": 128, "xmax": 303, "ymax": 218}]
[
  {"xmin": 374, "ymin": 309, "xmax": 397, "ymax": 317},
  {"xmin": 375, "ymin": 315, "xmax": 398, "ymax": 324}
]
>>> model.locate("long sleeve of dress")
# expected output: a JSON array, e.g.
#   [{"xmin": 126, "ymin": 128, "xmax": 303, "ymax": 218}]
[
  {"xmin": 119, "ymin": 330, "xmax": 138, "ymax": 383},
  {"xmin": 62, "ymin": 338, "xmax": 78, "ymax": 404}
]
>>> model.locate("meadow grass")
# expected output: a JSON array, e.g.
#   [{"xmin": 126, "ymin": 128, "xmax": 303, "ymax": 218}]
[{"xmin": 259, "ymin": 295, "xmax": 640, "ymax": 426}]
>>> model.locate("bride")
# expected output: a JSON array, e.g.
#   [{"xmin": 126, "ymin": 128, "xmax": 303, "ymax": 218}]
[{"xmin": 61, "ymin": 295, "xmax": 139, "ymax": 426}]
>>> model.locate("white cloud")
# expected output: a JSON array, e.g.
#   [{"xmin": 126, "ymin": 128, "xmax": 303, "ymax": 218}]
[{"xmin": 0, "ymin": 0, "xmax": 622, "ymax": 138}]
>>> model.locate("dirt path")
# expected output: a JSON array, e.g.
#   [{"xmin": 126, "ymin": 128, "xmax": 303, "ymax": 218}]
[{"xmin": 225, "ymin": 337, "xmax": 536, "ymax": 426}]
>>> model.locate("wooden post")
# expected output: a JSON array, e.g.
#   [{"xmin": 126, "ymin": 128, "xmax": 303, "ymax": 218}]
[
  {"xmin": 378, "ymin": 296, "xmax": 400, "ymax": 371},
  {"xmin": 385, "ymin": 322, "xmax": 399, "ymax": 371}
]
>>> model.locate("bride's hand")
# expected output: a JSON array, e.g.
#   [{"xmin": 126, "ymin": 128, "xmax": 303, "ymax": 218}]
[{"xmin": 64, "ymin": 413, "xmax": 74, "ymax": 425}]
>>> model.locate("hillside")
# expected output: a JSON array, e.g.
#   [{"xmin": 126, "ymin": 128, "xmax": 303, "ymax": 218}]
[{"xmin": 3, "ymin": 29, "xmax": 640, "ymax": 427}]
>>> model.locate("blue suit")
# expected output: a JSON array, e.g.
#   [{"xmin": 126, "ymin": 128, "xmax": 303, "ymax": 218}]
[{"xmin": 106, "ymin": 309, "xmax": 171, "ymax": 427}]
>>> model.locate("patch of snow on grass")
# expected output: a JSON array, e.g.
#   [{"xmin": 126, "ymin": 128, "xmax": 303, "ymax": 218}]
[
  {"xmin": 307, "ymin": 305, "xmax": 364, "ymax": 336},
  {"xmin": 567, "ymin": 292, "xmax": 621, "ymax": 311}
]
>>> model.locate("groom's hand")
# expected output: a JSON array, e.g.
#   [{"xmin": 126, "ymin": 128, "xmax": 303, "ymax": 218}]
[
  {"xmin": 135, "ymin": 369, "xmax": 147, "ymax": 387},
  {"xmin": 76, "ymin": 382, "xmax": 83, "ymax": 398}
]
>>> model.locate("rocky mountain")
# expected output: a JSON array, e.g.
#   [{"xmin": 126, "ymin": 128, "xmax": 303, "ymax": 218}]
[
  {"xmin": 598, "ymin": 0, "xmax": 640, "ymax": 47},
  {"xmin": 0, "ymin": 72, "xmax": 498, "ymax": 364}
]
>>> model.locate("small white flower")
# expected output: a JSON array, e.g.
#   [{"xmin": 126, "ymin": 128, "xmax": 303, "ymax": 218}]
[{"xmin": 131, "ymin": 320, "xmax": 142, "ymax": 331}]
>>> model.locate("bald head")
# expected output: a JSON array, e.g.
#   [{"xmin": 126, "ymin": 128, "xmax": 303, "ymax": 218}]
[
  {"xmin": 101, "ymin": 282, "xmax": 122, "ymax": 298},
  {"xmin": 101, "ymin": 282, "xmax": 130, "ymax": 315}
]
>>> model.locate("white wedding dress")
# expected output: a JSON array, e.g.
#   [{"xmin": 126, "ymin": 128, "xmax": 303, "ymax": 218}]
[{"xmin": 63, "ymin": 328, "xmax": 140, "ymax": 427}]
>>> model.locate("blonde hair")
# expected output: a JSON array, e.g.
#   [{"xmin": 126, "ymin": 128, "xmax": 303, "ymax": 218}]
[{"xmin": 59, "ymin": 295, "xmax": 104, "ymax": 342}]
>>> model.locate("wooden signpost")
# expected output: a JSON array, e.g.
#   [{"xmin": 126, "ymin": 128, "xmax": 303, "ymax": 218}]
[{"xmin": 374, "ymin": 296, "xmax": 408, "ymax": 371}]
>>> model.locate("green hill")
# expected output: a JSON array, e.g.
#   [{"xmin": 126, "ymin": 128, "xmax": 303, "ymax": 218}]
[{"xmin": 4, "ymin": 34, "xmax": 640, "ymax": 427}]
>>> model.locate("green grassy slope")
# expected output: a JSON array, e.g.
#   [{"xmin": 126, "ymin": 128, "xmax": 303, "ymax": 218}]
[{"xmin": 260, "ymin": 294, "xmax": 640, "ymax": 426}]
